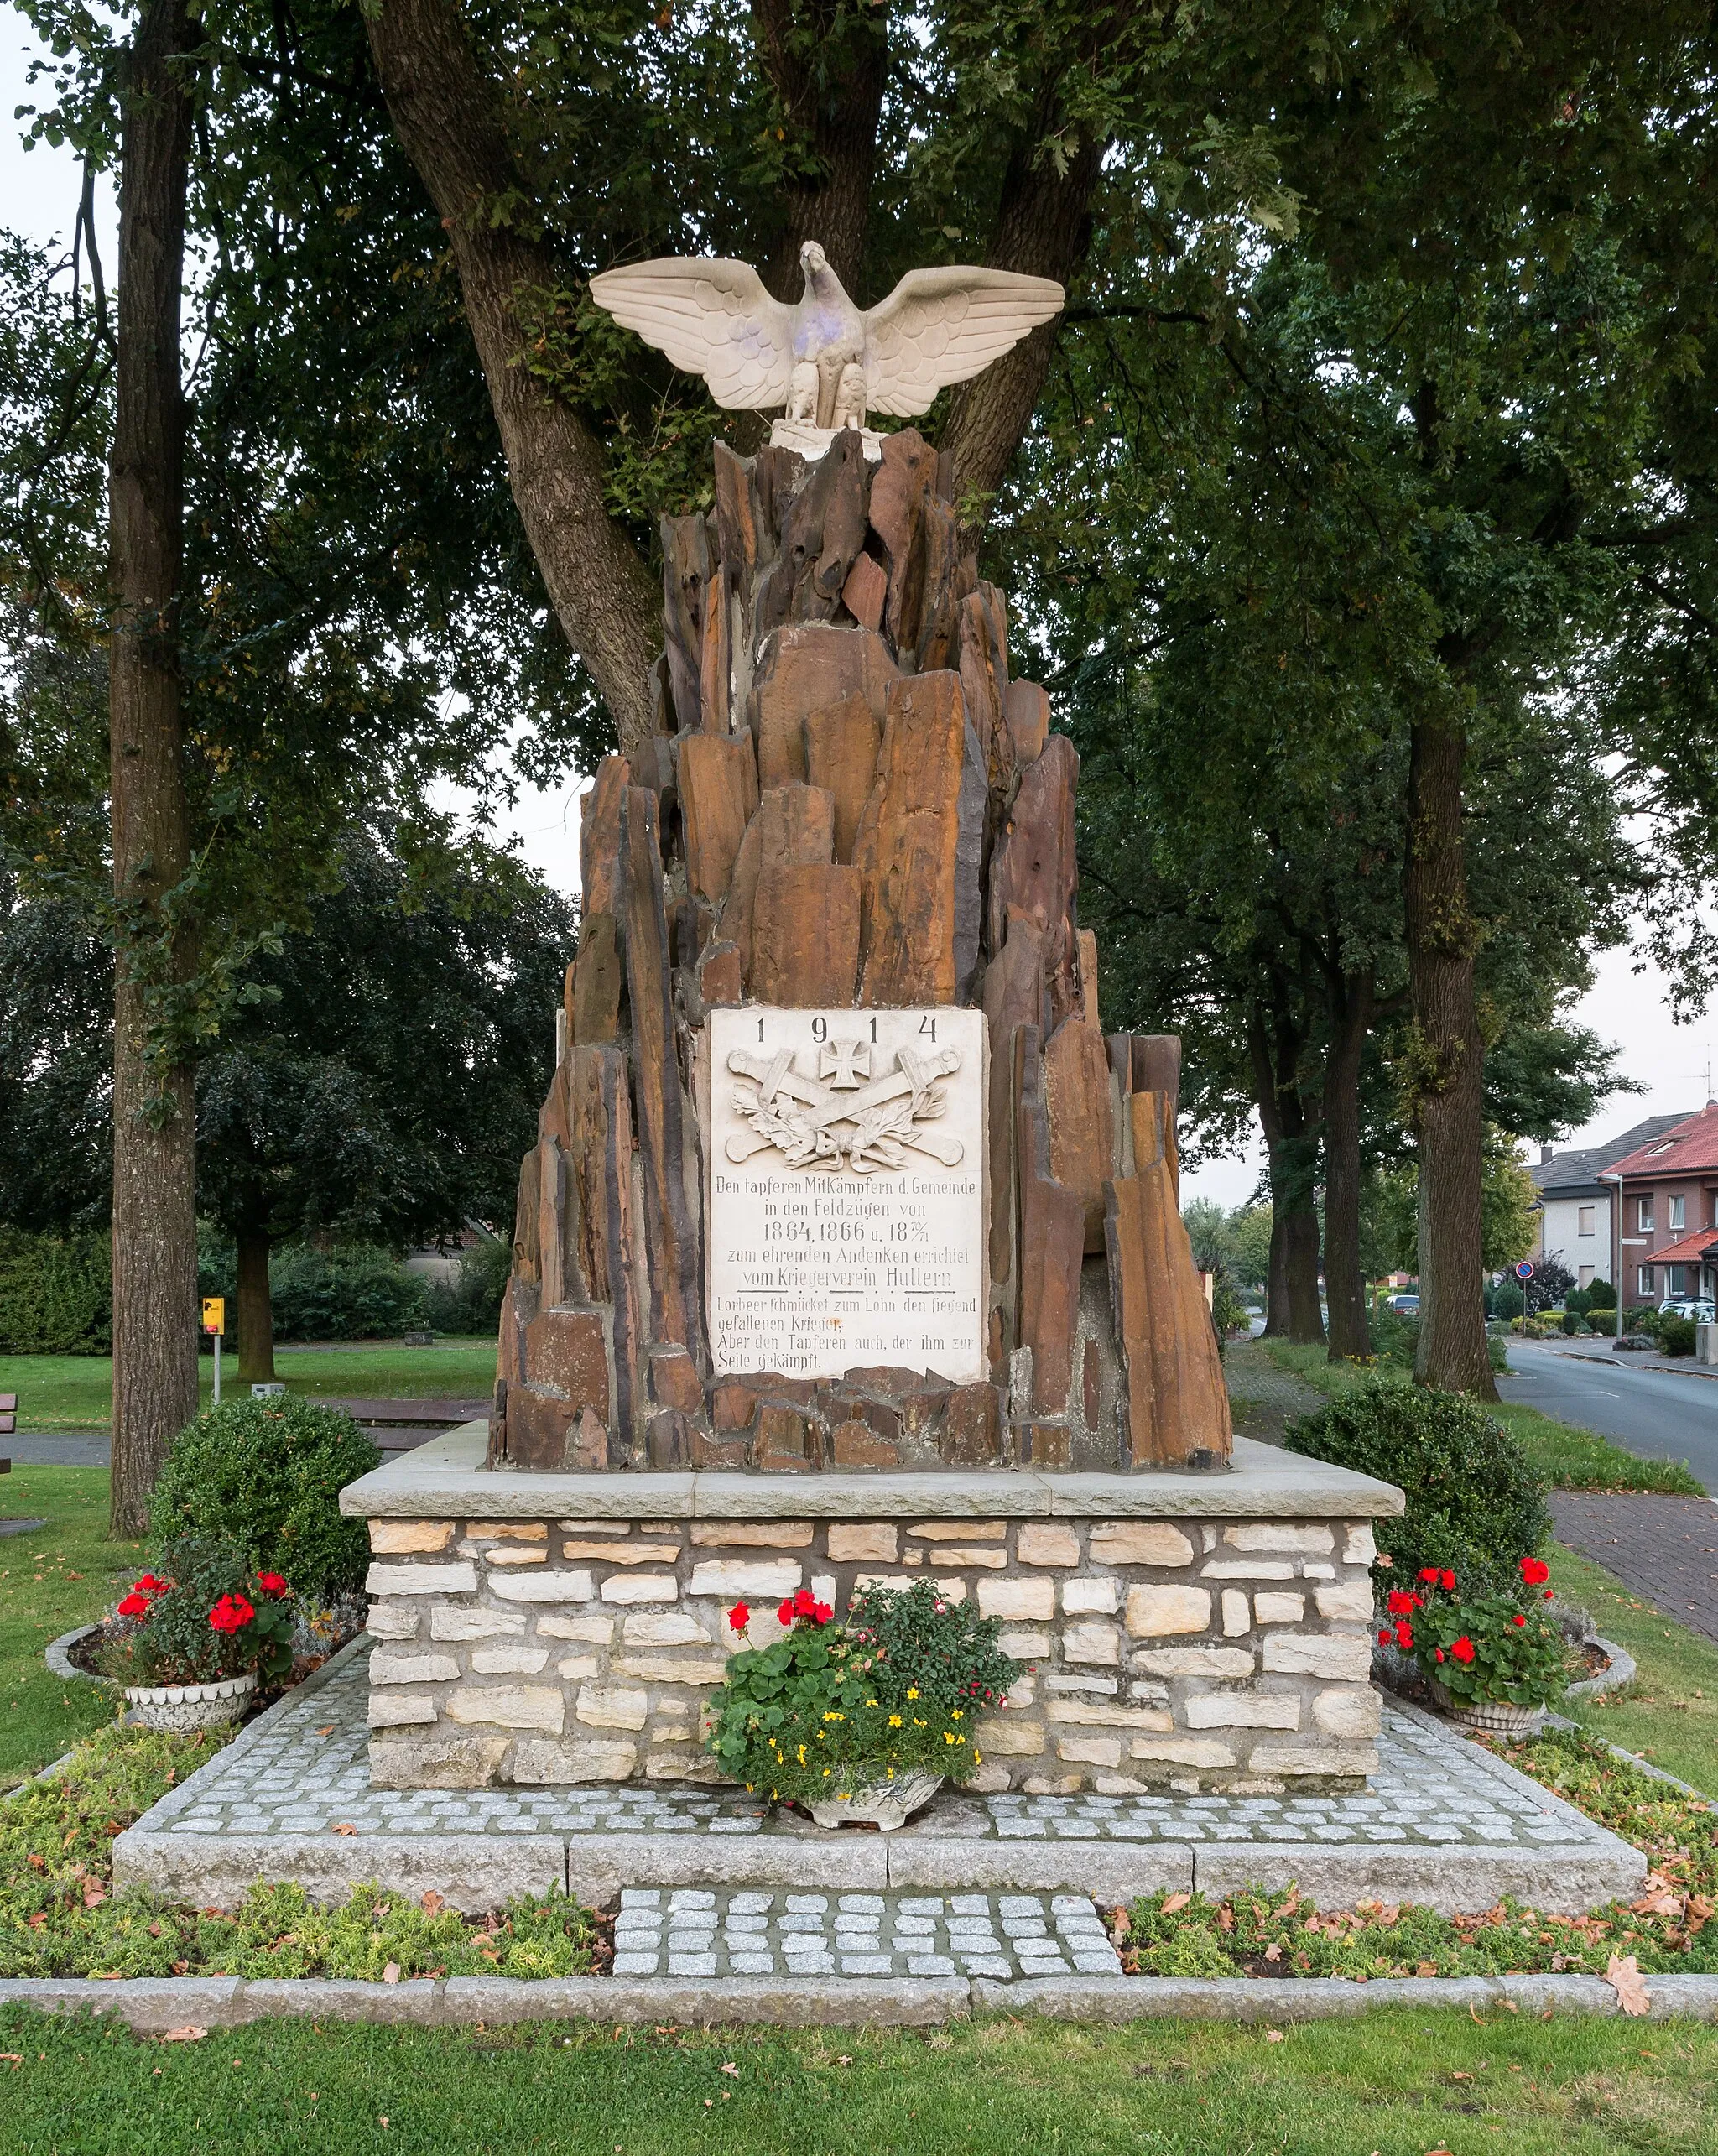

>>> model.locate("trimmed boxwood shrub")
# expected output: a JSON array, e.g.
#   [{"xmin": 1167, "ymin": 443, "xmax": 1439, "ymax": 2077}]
[
  {"xmin": 0, "ymin": 1226, "xmax": 111, "ymax": 1353},
  {"xmin": 1283, "ymin": 1382, "xmax": 1549, "ymax": 1590},
  {"xmin": 148, "ymin": 1397, "xmax": 377, "ymax": 1607}
]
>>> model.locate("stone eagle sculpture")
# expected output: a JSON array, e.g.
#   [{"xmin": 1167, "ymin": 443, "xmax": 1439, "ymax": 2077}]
[{"xmin": 589, "ymin": 241, "xmax": 1064, "ymax": 445}]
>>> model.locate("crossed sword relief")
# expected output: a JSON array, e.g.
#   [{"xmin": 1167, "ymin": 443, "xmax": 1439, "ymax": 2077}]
[{"xmin": 725, "ymin": 1037, "xmax": 966, "ymax": 1174}]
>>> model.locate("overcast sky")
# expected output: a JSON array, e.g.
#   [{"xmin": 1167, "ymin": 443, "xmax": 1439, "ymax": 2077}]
[{"xmin": 6, "ymin": 15, "xmax": 1711, "ymax": 1204}]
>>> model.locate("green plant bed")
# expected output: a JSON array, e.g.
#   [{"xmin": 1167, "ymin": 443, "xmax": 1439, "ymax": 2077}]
[
  {"xmin": 0, "ymin": 1465, "xmax": 139, "ymax": 1786},
  {"xmin": 0, "ymin": 1722, "xmax": 598, "ymax": 1980},
  {"xmin": 0, "ymin": 1339, "xmax": 499, "ymax": 1433},
  {"xmin": 4, "ymin": 2009, "xmax": 1718, "ymax": 2155},
  {"xmin": 1123, "ymin": 1727, "xmax": 1717, "ymax": 1980}
]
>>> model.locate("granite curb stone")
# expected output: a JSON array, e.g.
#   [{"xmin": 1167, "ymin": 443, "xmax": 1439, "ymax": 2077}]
[{"xmin": 4, "ymin": 1971, "xmax": 1716, "ymax": 2029}]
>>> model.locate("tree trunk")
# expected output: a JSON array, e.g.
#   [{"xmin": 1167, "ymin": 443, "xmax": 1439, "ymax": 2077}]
[
  {"xmin": 752, "ymin": 0, "xmax": 888, "ymax": 299},
  {"xmin": 365, "ymin": 0, "xmax": 661, "ymax": 750},
  {"xmin": 108, "ymin": 0, "xmax": 198, "ymax": 1538},
  {"xmin": 941, "ymin": 126, "xmax": 1101, "ymax": 512},
  {"xmin": 1322, "ymin": 969, "xmax": 1375, "ymax": 1362},
  {"xmin": 236, "ymin": 1226, "xmax": 275, "ymax": 1383},
  {"xmin": 1249, "ymin": 1003, "xmax": 1325, "ymax": 1346},
  {"xmin": 1406, "ymin": 715, "xmax": 1497, "ymax": 1398}
]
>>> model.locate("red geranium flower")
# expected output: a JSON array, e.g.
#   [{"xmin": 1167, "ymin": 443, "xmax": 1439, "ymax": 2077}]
[
  {"xmin": 255, "ymin": 1572, "xmax": 289, "ymax": 1596},
  {"xmin": 1511, "ymin": 1613, "xmax": 1527, "ymax": 1627},
  {"xmin": 1434, "ymin": 1648, "xmax": 1445, "ymax": 1663},
  {"xmin": 1393, "ymin": 1621, "xmax": 1413, "ymax": 1650},
  {"xmin": 208, "ymin": 1592, "xmax": 255, "ymax": 1634},
  {"xmin": 1450, "ymin": 1635, "xmax": 1476, "ymax": 1664},
  {"xmin": 794, "ymin": 1587, "xmax": 817, "ymax": 1617},
  {"xmin": 814, "ymin": 1601, "xmax": 833, "ymax": 1624},
  {"xmin": 777, "ymin": 1597, "xmax": 795, "ymax": 1626},
  {"xmin": 117, "ymin": 1592, "xmax": 151, "ymax": 1618},
  {"xmin": 1418, "ymin": 1568, "xmax": 1441, "ymax": 1585},
  {"xmin": 728, "ymin": 1603, "xmax": 750, "ymax": 1633},
  {"xmin": 1378, "ymin": 1628, "xmax": 1393, "ymax": 1647},
  {"xmin": 1520, "ymin": 1556, "xmax": 1550, "ymax": 1586},
  {"xmin": 133, "ymin": 1574, "xmax": 169, "ymax": 1594},
  {"xmin": 1440, "ymin": 1570, "xmax": 1457, "ymax": 1591},
  {"xmin": 1385, "ymin": 1590, "xmax": 1421, "ymax": 1617}
]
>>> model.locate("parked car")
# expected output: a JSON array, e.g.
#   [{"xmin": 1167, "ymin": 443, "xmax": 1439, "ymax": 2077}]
[
  {"xmin": 1384, "ymin": 1294, "xmax": 1419, "ymax": 1315},
  {"xmin": 1659, "ymin": 1297, "xmax": 1715, "ymax": 1322}
]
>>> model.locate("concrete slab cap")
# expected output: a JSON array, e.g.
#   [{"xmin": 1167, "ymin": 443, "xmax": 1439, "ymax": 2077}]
[
  {"xmin": 340, "ymin": 1427, "xmax": 1404, "ymax": 1523},
  {"xmin": 0, "ymin": 1977, "xmax": 247, "ymax": 2032},
  {"xmin": 1189, "ymin": 1842, "xmax": 1647, "ymax": 1919},
  {"xmin": 113, "ymin": 1831, "xmax": 568, "ymax": 1917},
  {"xmin": 442, "ymin": 1976, "xmax": 972, "ymax": 2026},
  {"xmin": 887, "ymin": 1837, "xmax": 1194, "ymax": 1901},
  {"xmin": 971, "ymin": 1974, "xmax": 1505, "ymax": 2022},
  {"xmin": 565, "ymin": 1832, "xmax": 888, "ymax": 1903}
]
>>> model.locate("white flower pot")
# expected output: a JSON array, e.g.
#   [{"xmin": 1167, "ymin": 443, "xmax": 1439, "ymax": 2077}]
[
  {"xmin": 1427, "ymin": 1678, "xmax": 1547, "ymax": 1739},
  {"xmin": 122, "ymin": 1670, "xmax": 257, "ymax": 1732},
  {"xmin": 807, "ymin": 1770, "xmax": 943, "ymax": 1831}
]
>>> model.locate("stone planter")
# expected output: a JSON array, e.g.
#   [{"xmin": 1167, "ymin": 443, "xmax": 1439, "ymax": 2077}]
[
  {"xmin": 1427, "ymin": 1679, "xmax": 1547, "ymax": 1739},
  {"xmin": 806, "ymin": 1770, "xmax": 944, "ymax": 1832},
  {"xmin": 123, "ymin": 1671, "xmax": 257, "ymax": 1733}
]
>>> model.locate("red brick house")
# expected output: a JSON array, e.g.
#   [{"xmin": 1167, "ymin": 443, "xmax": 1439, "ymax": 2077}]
[{"xmin": 1606, "ymin": 1101, "xmax": 1718, "ymax": 1305}]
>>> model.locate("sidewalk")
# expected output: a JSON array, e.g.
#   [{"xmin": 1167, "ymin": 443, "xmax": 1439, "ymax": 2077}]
[
  {"xmin": 1523, "ymin": 1336, "xmax": 1718, "ymax": 1383},
  {"xmin": 1221, "ymin": 1339, "xmax": 1325, "ymax": 1445},
  {"xmin": 1548, "ymin": 1492, "xmax": 1718, "ymax": 1648}
]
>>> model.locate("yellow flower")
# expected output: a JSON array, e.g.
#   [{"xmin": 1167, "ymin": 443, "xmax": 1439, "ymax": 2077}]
[
  {"xmin": 888, "ymin": 1713, "xmax": 902, "ymax": 1728},
  {"xmin": 973, "ymin": 1752, "xmax": 982, "ymax": 1766},
  {"xmin": 951, "ymin": 1709, "xmax": 963, "ymax": 1720},
  {"xmin": 944, "ymin": 1731, "xmax": 956, "ymax": 1744},
  {"xmin": 906, "ymin": 1686, "xmax": 919, "ymax": 1699}
]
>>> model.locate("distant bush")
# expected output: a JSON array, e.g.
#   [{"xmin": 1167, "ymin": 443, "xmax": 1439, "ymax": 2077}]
[
  {"xmin": 423, "ymin": 1240, "xmax": 510, "ymax": 1336},
  {"xmin": 1284, "ymin": 1383, "xmax": 1549, "ymax": 1590},
  {"xmin": 1659, "ymin": 1314, "xmax": 1697, "ymax": 1357},
  {"xmin": 265, "ymin": 1244, "xmax": 429, "ymax": 1343},
  {"xmin": 1566, "ymin": 1280, "xmax": 1616, "ymax": 1320},
  {"xmin": 149, "ymin": 1396, "xmax": 376, "ymax": 1606},
  {"xmin": 1366, "ymin": 1307, "xmax": 1419, "ymax": 1367},
  {"xmin": 0, "ymin": 1227, "xmax": 111, "ymax": 1354}
]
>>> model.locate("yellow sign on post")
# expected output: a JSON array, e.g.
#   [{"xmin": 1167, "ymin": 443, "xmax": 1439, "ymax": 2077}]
[{"xmin": 200, "ymin": 1298, "xmax": 226, "ymax": 1336}]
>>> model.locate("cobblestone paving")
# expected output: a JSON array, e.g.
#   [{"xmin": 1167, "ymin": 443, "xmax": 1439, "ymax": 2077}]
[
  {"xmin": 608, "ymin": 1888, "xmax": 1122, "ymax": 1980},
  {"xmin": 1549, "ymin": 1491, "xmax": 1718, "ymax": 1648},
  {"xmin": 139, "ymin": 1638, "xmax": 1622, "ymax": 1857}
]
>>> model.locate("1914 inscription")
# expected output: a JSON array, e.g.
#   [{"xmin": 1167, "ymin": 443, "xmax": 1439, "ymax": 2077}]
[{"xmin": 706, "ymin": 1007, "xmax": 987, "ymax": 1383}]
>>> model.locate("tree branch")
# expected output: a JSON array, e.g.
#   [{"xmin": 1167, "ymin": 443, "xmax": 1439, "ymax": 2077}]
[{"xmin": 364, "ymin": 0, "xmax": 661, "ymax": 751}]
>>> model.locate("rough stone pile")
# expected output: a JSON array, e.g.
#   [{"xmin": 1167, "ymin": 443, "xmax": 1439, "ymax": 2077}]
[{"xmin": 492, "ymin": 429, "xmax": 1230, "ymax": 1476}]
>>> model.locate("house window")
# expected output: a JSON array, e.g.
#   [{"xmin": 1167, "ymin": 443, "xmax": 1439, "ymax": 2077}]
[
  {"xmin": 1668, "ymin": 1265, "xmax": 1689, "ymax": 1297},
  {"xmin": 1669, "ymin": 1194, "xmax": 1686, "ymax": 1231},
  {"xmin": 1639, "ymin": 1265, "xmax": 1655, "ymax": 1297},
  {"xmin": 1578, "ymin": 1265, "xmax": 1596, "ymax": 1289},
  {"xmin": 1578, "ymin": 1206, "xmax": 1595, "ymax": 1236},
  {"xmin": 1638, "ymin": 1196, "xmax": 1655, "ymax": 1232}
]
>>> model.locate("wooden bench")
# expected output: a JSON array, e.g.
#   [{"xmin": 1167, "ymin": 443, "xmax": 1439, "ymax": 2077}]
[
  {"xmin": 316, "ymin": 1396, "xmax": 492, "ymax": 1455},
  {"xmin": 0, "ymin": 1392, "xmax": 14, "ymax": 1474}
]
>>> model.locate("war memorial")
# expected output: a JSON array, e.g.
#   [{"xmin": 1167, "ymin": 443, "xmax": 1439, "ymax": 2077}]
[{"xmin": 107, "ymin": 249, "xmax": 1646, "ymax": 1945}]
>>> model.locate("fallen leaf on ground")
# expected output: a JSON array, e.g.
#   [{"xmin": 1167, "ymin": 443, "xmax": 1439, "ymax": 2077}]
[
  {"xmin": 721, "ymin": 2061, "xmax": 739, "ymax": 2076},
  {"xmin": 315, "ymin": 1726, "xmax": 335, "ymax": 1737},
  {"xmin": 383, "ymin": 1962, "xmax": 401, "ymax": 1984},
  {"xmin": 158, "ymin": 2028, "xmax": 207, "ymax": 2044},
  {"xmin": 1264, "ymin": 2028, "xmax": 1284, "ymax": 2043},
  {"xmin": 420, "ymin": 1890, "xmax": 445, "ymax": 1915},
  {"xmin": 332, "ymin": 1823, "xmax": 357, "ymax": 1836},
  {"xmin": 1, "ymin": 2054, "xmax": 21, "ymax": 2069},
  {"xmin": 1160, "ymin": 1893, "xmax": 1190, "ymax": 1915},
  {"xmin": 1606, "ymin": 1954, "xmax": 1651, "ymax": 2015}
]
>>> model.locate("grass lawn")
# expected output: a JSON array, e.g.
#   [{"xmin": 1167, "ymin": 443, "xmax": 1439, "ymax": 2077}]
[
  {"xmin": 0, "ymin": 1466, "xmax": 144, "ymax": 1789},
  {"xmin": 0, "ymin": 1337, "xmax": 500, "ymax": 1433},
  {"xmin": 1548, "ymin": 1539, "xmax": 1718, "ymax": 1796},
  {"xmin": 3, "ymin": 2008, "xmax": 1717, "ymax": 2156},
  {"xmin": 1259, "ymin": 1339, "xmax": 1706, "ymax": 1495}
]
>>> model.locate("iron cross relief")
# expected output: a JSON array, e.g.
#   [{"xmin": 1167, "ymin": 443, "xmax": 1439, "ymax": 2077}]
[{"xmin": 819, "ymin": 1038, "xmax": 872, "ymax": 1089}]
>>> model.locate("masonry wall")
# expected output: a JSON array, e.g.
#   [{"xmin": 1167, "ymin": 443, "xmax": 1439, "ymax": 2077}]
[{"xmin": 362, "ymin": 1508, "xmax": 1381, "ymax": 1794}]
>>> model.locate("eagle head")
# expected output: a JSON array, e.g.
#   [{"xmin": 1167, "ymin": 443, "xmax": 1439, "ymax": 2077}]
[{"xmin": 799, "ymin": 239, "xmax": 830, "ymax": 280}]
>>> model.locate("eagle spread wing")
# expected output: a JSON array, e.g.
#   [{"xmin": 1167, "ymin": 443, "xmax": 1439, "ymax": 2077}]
[
  {"xmin": 586, "ymin": 258, "xmax": 796, "ymax": 409},
  {"xmin": 862, "ymin": 268, "xmax": 1065, "ymax": 417}
]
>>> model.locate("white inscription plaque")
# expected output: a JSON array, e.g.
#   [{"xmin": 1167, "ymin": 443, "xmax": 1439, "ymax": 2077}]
[{"xmin": 706, "ymin": 1006, "xmax": 987, "ymax": 1383}]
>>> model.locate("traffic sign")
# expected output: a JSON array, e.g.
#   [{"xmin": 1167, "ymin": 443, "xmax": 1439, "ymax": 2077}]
[
  {"xmin": 200, "ymin": 1297, "xmax": 226, "ymax": 1336},
  {"xmin": 1513, "ymin": 1261, "xmax": 1535, "ymax": 1282}
]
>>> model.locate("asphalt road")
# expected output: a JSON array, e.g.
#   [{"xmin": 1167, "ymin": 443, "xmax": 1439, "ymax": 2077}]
[{"xmin": 1498, "ymin": 1340, "xmax": 1718, "ymax": 1495}]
